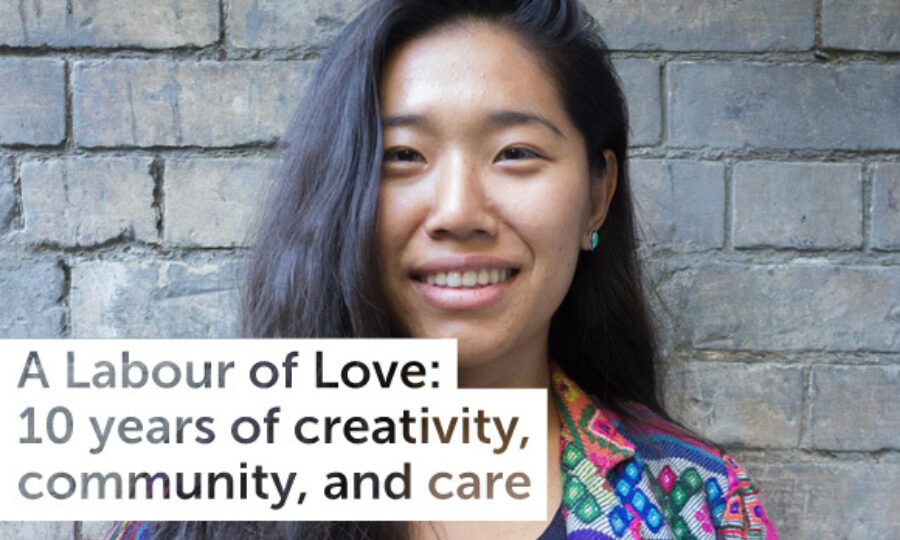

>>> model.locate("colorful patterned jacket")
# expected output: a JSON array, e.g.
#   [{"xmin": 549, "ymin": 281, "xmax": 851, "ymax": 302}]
[{"xmin": 551, "ymin": 363, "xmax": 778, "ymax": 539}]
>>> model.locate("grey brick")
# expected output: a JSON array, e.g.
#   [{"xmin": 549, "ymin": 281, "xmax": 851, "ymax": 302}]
[
  {"xmin": 73, "ymin": 60, "xmax": 313, "ymax": 147},
  {"xmin": 71, "ymin": 259, "xmax": 239, "ymax": 338},
  {"xmin": 0, "ymin": 0, "xmax": 67, "ymax": 47},
  {"xmin": 630, "ymin": 160, "xmax": 725, "ymax": 250},
  {"xmin": 0, "ymin": 58, "xmax": 65, "ymax": 145},
  {"xmin": 165, "ymin": 157, "xmax": 274, "ymax": 247},
  {"xmin": 674, "ymin": 263, "xmax": 900, "ymax": 351},
  {"xmin": 667, "ymin": 62, "xmax": 900, "ymax": 150},
  {"xmin": 229, "ymin": 0, "xmax": 370, "ymax": 49},
  {"xmin": 665, "ymin": 363, "xmax": 803, "ymax": 448},
  {"xmin": 743, "ymin": 460, "xmax": 900, "ymax": 538},
  {"xmin": 733, "ymin": 162, "xmax": 862, "ymax": 249},
  {"xmin": 0, "ymin": 522, "xmax": 71, "ymax": 539},
  {"xmin": 21, "ymin": 157, "xmax": 157, "ymax": 246},
  {"xmin": 584, "ymin": 0, "xmax": 814, "ymax": 51},
  {"xmin": 872, "ymin": 163, "xmax": 900, "ymax": 251},
  {"xmin": 613, "ymin": 59, "xmax": 660, "ymax": 146},
  {"xmin": 0, "ymin": 158, "xmax": 13, "ymax": 232},
  {"xmin": 0, "ymin": 262, "xmax": 65, "ymax": 338},
  {"xmin": 0, "ymin": 0, "xmax": 218, "ymax": 48},
  {"xmin": 808, "ymin": 365, "xmax": 900, "ymax": 451},
  {"xmin": 822, "ymin": 0, "xmax": 900, "ymax": 52}
]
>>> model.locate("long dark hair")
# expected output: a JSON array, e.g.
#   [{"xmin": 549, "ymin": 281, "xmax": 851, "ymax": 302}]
[{"xmin": 152, "ymin": 1, "xmax": 660, "ymax": 538}]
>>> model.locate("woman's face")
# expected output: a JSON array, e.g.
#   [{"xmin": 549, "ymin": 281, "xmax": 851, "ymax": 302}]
[{"xmin": 377, "ymin": 22, "xmax": 616, "ymax": 385}]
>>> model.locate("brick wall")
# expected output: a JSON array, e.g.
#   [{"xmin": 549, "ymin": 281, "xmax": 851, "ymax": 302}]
[{"xmin": 1, "ymin": 0, "xmax": 897, "ymax": 538}]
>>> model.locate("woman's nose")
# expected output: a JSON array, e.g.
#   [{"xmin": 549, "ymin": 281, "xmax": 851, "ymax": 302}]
[{"xmin": 424, "ymin": 155, "xmax": 499, "ymax": 241}]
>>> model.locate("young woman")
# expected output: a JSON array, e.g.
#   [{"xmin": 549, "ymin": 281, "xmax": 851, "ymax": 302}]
[{"xmin": 114, "ymin": 0, "xmax": 778, "ymax": 538}]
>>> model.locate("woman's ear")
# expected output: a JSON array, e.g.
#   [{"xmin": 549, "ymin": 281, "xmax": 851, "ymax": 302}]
[{"xmin": 584, "ymin": 149, "xmax": 618, "ymax": 248}]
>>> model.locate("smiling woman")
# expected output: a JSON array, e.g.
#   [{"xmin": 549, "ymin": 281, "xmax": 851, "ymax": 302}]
[
  {"xmin": 126, "ymin": 1, "xmax": 777, "ymax": 539},
  {"xmin": 377, "ymin": 21, "xmax": 616, "ymax": 389}
]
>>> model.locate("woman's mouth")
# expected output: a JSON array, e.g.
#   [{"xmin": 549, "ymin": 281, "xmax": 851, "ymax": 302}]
[
  {"xmin": 410, "ymin": 265, "xmax": 519, "ymax": 310},
  {"xmin": 416, "ymin": 268, "xmax": 517, "ymax": 288}
]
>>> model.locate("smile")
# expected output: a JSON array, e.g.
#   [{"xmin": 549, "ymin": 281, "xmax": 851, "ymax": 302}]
[
  {"xmin": 418, "ymin": 268, "xmax": 516, "ymax": 288},
  {"xmin": 410, "ymin": 258, "xmax": 520, "ymax": 310}
]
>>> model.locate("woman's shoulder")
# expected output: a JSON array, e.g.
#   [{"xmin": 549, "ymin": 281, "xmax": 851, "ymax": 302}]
[
  {"xmin": 551, "ymin": 365, "xmax": 778, "ymax": 538},
  {"xmin": 619, "ymin": 405, "xmax": 775, "ymax": 535},
  {"xmin": 610, "ymin": 405, "xmax": 777, "ymax": 539}
]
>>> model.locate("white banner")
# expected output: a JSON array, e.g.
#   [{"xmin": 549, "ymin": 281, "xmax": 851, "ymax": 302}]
[{"xmin": 0, "ymin": 339, "xmax": 547, "ymax": 521}]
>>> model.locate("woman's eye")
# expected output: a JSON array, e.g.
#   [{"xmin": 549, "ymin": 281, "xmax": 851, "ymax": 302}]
[
  {"xmin": 383, "ymin": 148, "xmax": 425, "ymax": 162},
  {"xmin": 496, "ymin": 147, "xmax": 541, "ymax": 161}
]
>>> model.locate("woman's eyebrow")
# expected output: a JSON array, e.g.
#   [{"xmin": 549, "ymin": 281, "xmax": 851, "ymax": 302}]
[
  {"xmin": 382, "ymin": 110, "xmax": 566, "ymax": 139},
  {"xmin": 382, "ymin": 113, "xmax": 432, "ymax": 130},
  {"xmin": 487, "ymin": 109, "xmax": 566, "ymax": 139}
]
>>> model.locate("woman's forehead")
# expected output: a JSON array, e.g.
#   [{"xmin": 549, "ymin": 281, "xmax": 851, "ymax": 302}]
[{"xmin": 379, "ymin": 22, "xmax": 569, "ymax": 128}]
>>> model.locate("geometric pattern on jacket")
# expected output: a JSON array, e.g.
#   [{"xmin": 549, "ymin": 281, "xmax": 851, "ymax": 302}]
[{"xmin": 551, "ymin": 363, "xmax": 779, "ymax": 539}]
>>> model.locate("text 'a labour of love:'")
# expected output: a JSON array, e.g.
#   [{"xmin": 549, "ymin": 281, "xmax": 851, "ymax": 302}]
[{"xmin": 21, "ymin": 350, "xmax": 440, "ymax": 390}]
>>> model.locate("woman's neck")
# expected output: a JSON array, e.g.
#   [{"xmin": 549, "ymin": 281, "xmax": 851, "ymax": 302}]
[{"xmin": 456, "ymin": 335, "xmax": 551, "ymax": 389}]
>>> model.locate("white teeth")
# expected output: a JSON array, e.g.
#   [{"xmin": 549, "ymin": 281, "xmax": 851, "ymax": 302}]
[{"xmin": 421, "ymin": 268, "xmax": 514, "ymax": 288}]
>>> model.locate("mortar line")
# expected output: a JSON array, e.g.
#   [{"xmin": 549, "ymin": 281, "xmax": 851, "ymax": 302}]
[
  {"xmin": 1, "ymin": 46, "xmax": 899, "ymax": 62},
  {"xmin": 656, "ymin": 59, "xmax": 666, "ymax": 147},
  {"xmin": 723, "ymin": 160, "xmax": 734, "ymax": 251},
  {"xmin": 11, "ymin": 156, "xmax": 24, "ymax": 230},
  {"xmin": 64, "ymin": 58, "xmax": 74, "ymax": 150},
  {"xmin": 218, "ymin": 0, "xmax": 228, "ymax": 60},
  {"xmin": 8, "ymin": 145, "xmax": 895, "ymax": 161},
  {"xmin": 681, "ymin": 351, "xmax": 900, "ymax": 365},
  {"xmin": 57, "ymin": 257, "xmax": 72, "ymax": 338},
  {"xmin": 814, "ymin": 0, "xmax": 824, "ymax": 49},
  {"xmin": 798, "ymin": 364, "xmax": 813, "ymax": 449},
  {"xmin": 150, "ymin": 156, "xmax": 165, "ymax": 243},
  {"xmin": 861, "ymin": 162, "xmax": 874, "ymax": 252}
]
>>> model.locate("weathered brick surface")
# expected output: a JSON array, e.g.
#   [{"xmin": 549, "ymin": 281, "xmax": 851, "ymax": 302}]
[
  {"xmin": 665, "ymin": 363, "xmax": 803, "ymax": 448},
  {"xmin": 584, "ymin": 0, "xmax": 814, "ymax": 51},
  {"xmin": 630, "ymin": 159, "xmax": 725, "ymax": 250},
  {"xmin": 743, "ymin": 460, "xmax": 900, "ymax": 538},
  {"xmin": 732, "ymin": 162, "xmax": 862, "ymax": 249},
  {"xmin": 0, "ymin": 58, "xmax": 65, "ymax": 145},
  {"xmin": 0, "ymin": 262, "xmax": 65, "ymax": 338},
  {"xmin": 73, "ymin": 60, "xmax": 313, "ymax": 147},
  {"xmin": 822, "ymin": 0, "xmax": 900, "ymax": 52},
  {"xmin": 872, "ymin": 163, "xmax": 900, "ymax": 251},
  {"xmin": 0, "ymin": 0, "xmax": 219, "ymax": 48},
  {"xmin": 20, "ymin": 157, "xmax": 157, "ymax": 246},
  {"xmin": 70, "ymin": 259, "xmax": 239, "ymax": 338},
  {"xmin": 808, "ymin": 365, "xmax": 900, "ymax": 451},
  {"xmin": 1, "ymin": 1, "xmax": 898, "ymax": 535},
  {"xmin": 667, "ymin": 62, "xmax": 900, "ymax": 150},
  {"xmin": 0, "ymin": 158, "xmax": 14, "ymax": 232},
  {"xmin": 0, "ymin": 521, "xmax": 71, "ymax": 539},
  {"xmin": 164, "ymin": 158, "xmax": 274, "ymax": 247},
  {"xmin": 674, "ymin": 263, "xmax": 900, "ymax": 351},
  {"xmin": 613, "ymin": 59, "xmax": 661, "ymax": 146},
  {"xmin": 229, "ymin": 0, "xmax": 370, "ymax": 49}
]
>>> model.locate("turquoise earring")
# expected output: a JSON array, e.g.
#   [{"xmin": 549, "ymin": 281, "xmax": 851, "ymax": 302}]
[{"xmin": 589, "ymin": 230, "xmax": 599, "ymax": 251}]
